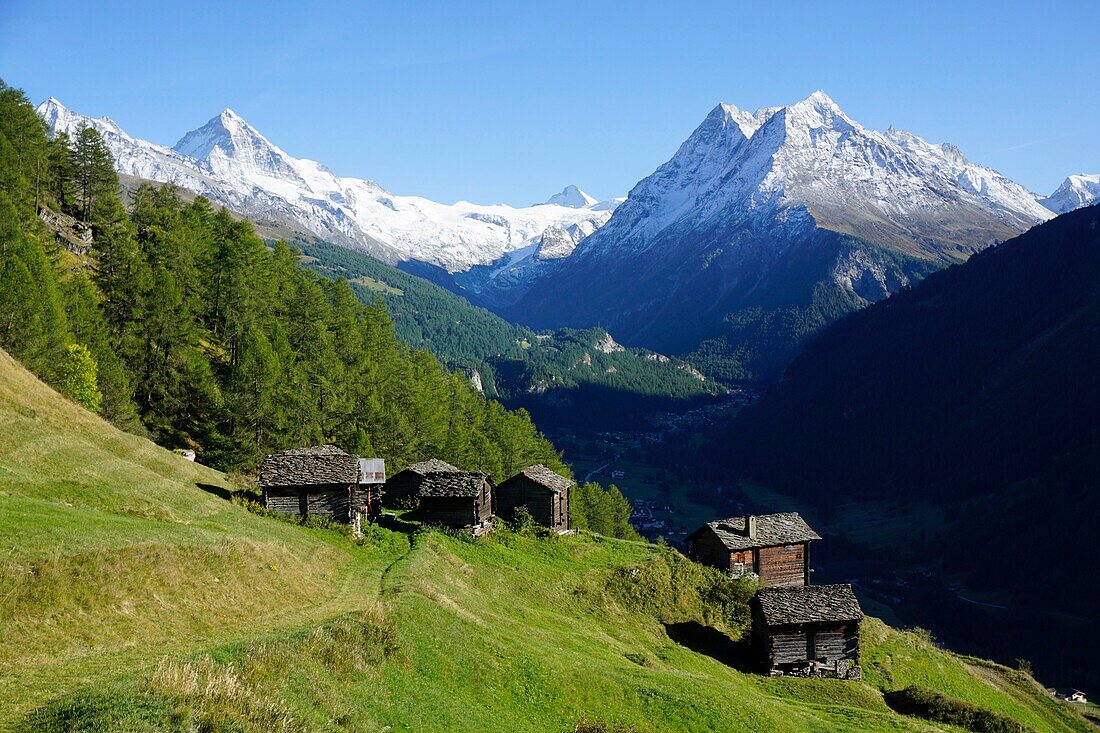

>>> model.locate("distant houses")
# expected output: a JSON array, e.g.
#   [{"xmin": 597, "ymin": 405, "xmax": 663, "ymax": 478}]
[
  {"xmin": 752, "ymin": 584, "xmax": 863, "ymax": 679},
  {"xmin": 496, "ymin": 464, "xmax": 573, "ymax": 532},
  {"xmin": 685, "ymin": 512, "xmax": 821, "ymax": 587},
  {"xmin": 259, "ymin": 445, "xmax": 385, "ymax": 531}
]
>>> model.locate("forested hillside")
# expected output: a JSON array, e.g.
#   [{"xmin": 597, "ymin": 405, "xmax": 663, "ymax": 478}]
[
  {"xmin": 0, "ymin": 79, "xmax": 564, "ymax": 479},
  {"xmin": 714, "ymin": 204, "xmax": 1100, "ymax": 684},
  {"xmin": 301, "ymin": 240, "xmax": 722, "ymax": 427}
]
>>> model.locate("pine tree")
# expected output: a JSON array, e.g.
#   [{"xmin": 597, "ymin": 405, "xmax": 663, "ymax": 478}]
[
  {"xmin": 70, "ymin": 126, "xmax": 116, "ymax": 222},
  {"xmin": 47, "ymin": 132, "xmax": 74, "ymax": 212}
]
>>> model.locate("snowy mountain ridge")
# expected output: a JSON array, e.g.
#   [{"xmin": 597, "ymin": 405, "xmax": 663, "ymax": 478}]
[
  {"xmin": 506, "ymin": 90, "xmax": 1070, "ymax": 381},
  {"xmin": 36, "ymin": 98, "xmax": 620, "ymax": 273},
  {"xmin": 1040, "ymin": 173, "xmax": 1100, "ymax": 214},
  {"xmin": 568, "ymin": 90, "xmax": 1054, "ymax": 267}
]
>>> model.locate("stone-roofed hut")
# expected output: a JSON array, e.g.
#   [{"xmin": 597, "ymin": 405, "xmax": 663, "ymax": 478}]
[
  {"xmin": 259, "ymin": 445, "xmax": 384, "ymax": 527},
  {"xmin": 383, "ymin": 458, "xmax": 460, "ymax": 508},
  {"xmin": 415, "ymin": 471, "xmax": 494, "ymax": 535},
  {"xmin": 751, "ymin": 583, "xmax": 863, "ymax": 678},
  {"xmin": 496, "ymin": 464, "xmax": 573, "ymax": 532},
  {"xmin": 685, "ymin": 512, "xmax": 820, "ymax": 587}
]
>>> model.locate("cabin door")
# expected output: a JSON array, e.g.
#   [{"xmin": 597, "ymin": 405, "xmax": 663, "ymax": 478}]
[
  {"xmin": 298, "ymin": 493, "xmax": 308, "ymax": 516},
  {"xmin": 806, "ymin": 632, "xmax": 816, "ymax": 661}
]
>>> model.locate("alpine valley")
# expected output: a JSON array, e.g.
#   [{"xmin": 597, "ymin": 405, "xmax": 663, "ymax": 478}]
[{"xmin": 5, "ymin": 69, "xmax": 1100, "ymax": 730}]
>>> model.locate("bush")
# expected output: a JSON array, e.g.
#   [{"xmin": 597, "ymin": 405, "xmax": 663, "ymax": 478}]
[
  {"xmin": 599, "ymin": 548, "xmax": 755, "ymax": 636},
  {"xmin": 883, "ymin": 687, "xmax": 1034, "ymax": 733}
]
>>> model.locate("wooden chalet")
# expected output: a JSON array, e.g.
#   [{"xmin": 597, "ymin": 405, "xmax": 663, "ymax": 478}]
[
  {"xmin": 383, "ymin": 458, "xmax": 460, "ymax": 508},
  {"xmin": 415, "ymin": 471, "xmax": 495, "ymax": 535},
  {"xmin": 259, "ymin": 445, "xmax": 384, "ymax": 529},
  {"xmin": 751, "ymin": 583, "xmax": 863, "ymax": 679},
  {"xmin": 685, "ymin": 512, "xmax": 820, "ymax": 587},
  {"xmin": 496, "ymin": 464, "xmax": 573, "ymax": 532}
]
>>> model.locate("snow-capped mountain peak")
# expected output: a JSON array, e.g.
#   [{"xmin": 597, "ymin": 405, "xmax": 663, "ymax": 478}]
[
  {"xmin": 1040, "ymin": 173, "xmax": 1100, "ymax": 214},
  {"xmin": 571, "ymin": 90, "xmax": 1054, "ymax": 266},
  {"xmin": 543, "ymin": 185, "xmax": 598, "ymax": 208},
  {"xmin": 37, "ymin": 98, "xmax": 621, "ymax": 275}
]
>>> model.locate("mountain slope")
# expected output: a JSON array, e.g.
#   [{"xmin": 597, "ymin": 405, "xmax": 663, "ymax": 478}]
[
  {"xmin": 1, "ymin": 347, "xmax": 1089, "ymax": 732},
  {"xmin": 298, "ymin": 240, "xmax": 720, "ymax": 427},
  {"xmin": 36, "ymin": 98, "xmax": 619, "ymax": 273},
  {"xmin": 1041, "ymin": 173, "xmax": 1100, "ymax": 214},
  {"xmin": 508, "ymin": 92, "xmax": 1054, "ymax": 381},
  {"xmin": 719, "ymin": 204, "xmax": 1100, "ymax": 682}
]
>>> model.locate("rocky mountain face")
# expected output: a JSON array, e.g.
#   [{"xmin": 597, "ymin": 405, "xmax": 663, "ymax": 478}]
[
  {"xmin": 36, "ymin": 99, "xmax": 619, "ymax": 273},
  {"xmin": 1040, "ymin": 173, "xmax": 1100, "ymax": 214},
  {"xmin": 505, "ymin": 91, "xmax": 1056, "ymax": 381}
]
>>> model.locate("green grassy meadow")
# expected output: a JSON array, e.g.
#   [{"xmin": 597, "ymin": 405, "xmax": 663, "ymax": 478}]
[{"xmin": 0, "ymin": 348, "xmax": 1091, "ymax": 732}]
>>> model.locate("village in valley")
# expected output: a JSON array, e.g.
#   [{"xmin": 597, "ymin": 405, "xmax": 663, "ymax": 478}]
[{"xmin": 258, "ymin": 443, "xmax": 865, "ymax": 680}]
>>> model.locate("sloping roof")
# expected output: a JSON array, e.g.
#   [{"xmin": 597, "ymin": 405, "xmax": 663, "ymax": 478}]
[
  {"xmin": 691, "ymin": 512, "xmax": 820, "ymax": 550},
  {"xmin": 755, "ymin": 584, "xmax": 864, "ymax": 626},
  {"xmin": 404, "ymin": 458, "xmax": 461, "ymax": 476},
  {"xmin": 418, "ymin": 471, "xmax": 491, "ymax": 498},
  {"xmin": 259, "ymin": 445, "xmax": 359, "ymax": 488},
  {"xmin": 503, "ymin": 464, "xmax": 574, "ymax": 493}
]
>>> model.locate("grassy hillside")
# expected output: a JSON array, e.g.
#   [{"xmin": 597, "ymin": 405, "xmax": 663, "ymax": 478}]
[{"xmin": 0, "ymin": 348, "xmax": 1089, "ymax": 732}]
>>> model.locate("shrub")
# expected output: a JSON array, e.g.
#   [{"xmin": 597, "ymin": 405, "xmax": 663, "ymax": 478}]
[
  {"xmin": 600, "ymin": 548, "xmax": 755, "ymax": 637},
  {"xmin": 883, "ymin": 687, "xmax": 1035, "ymax": 733}
]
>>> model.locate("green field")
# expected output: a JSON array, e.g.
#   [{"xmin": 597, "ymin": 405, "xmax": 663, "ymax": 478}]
[{"xmin": 0, "ymin": 348, "xmax": 1091, "ymax": 732}]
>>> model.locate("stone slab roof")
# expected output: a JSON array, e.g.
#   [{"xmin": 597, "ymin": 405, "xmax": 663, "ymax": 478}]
[
  {"xmin": 690, "ymin": 512, "xmax": 821, "ymax": 550},
  {"xmin": 405, "ymin": 458, "xmax": 461, "ymax": 476},
  {"xmin": 418, "ymin": 471, "xmax": 491, "ymax": 498},
  {"xmin": 503, "ymin": 464, "xmax": 574, "ymax": 493},
  {"xmin": 755, "ymin": 584, "xmax": 864, "ymax": 627},
  {"xmin": 259, "ymin": 445, "xmax": 359, "ymax": 488}
]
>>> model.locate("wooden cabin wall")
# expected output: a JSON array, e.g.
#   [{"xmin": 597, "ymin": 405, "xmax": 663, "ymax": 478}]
[
  {"xmin": 420, "ymin": 496, "xmax": 478, "ymax": 527},
  {"xmin": 477, "ymin": 482, "xmax": 493, "ymax": 524},
  {"xmin": 383, "ymin": 472, "xmax": 423, "ymax": 507},
  {"xmin": 264, "ymin": 485, "xmax": 352, "ymax": 522},
  {"xmin": 688, "ymin": 530, "xmax": 733, "ymax": 570},
  {"xmin": 263, "ymin": 488, "xmax": 302, "ymax": 515},
  {"xmin": 498, "ymin": 477, "xmax": 554, "ymax": 526},
  {"xmin": 769, "ymin": 629, "xmax": 811, "ymax": 665},
  {"xmin": 765, "ymin": 622, "xmax": 860, "ymax": 666},
  {"xmin": 307, "ymin": 487, "xmax": 350, "ymax": 520},
  {"xmin": 757, "ymin": 543, "xmax": 807, "ymax": 587}
]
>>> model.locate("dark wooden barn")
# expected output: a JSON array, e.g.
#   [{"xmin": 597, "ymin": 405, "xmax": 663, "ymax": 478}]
[
  {"xmin": 751, "ymin": 583, "xmax": 863, "ymax": 679},
  {"xmin": 259, "ymin": 445, "xmax": 384, "ymax": 529},
  {"xmin": 382, "ymin": 458, "xmax": 460, "ymax": 508},
  {"xmin": 415, "ymin": 471, "xmax": 495, "ymax": 535},
  {"xmin": 496, "ymin": 464, "xmax": 572, "ymax": 532},
  {"xmin": 685, "ymin": 512, "xmax": 820, "ymax": 587}
]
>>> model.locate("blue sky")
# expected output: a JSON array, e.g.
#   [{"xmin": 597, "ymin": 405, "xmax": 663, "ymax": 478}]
[{"xmin": 2, "ymin": 1, "xmax": 1097, "ymax": 205}]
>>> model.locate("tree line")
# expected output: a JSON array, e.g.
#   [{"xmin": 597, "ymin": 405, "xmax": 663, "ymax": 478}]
[{"xmin": 0, "ymin": 80, "xmax": 638, "ymax": 536}]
